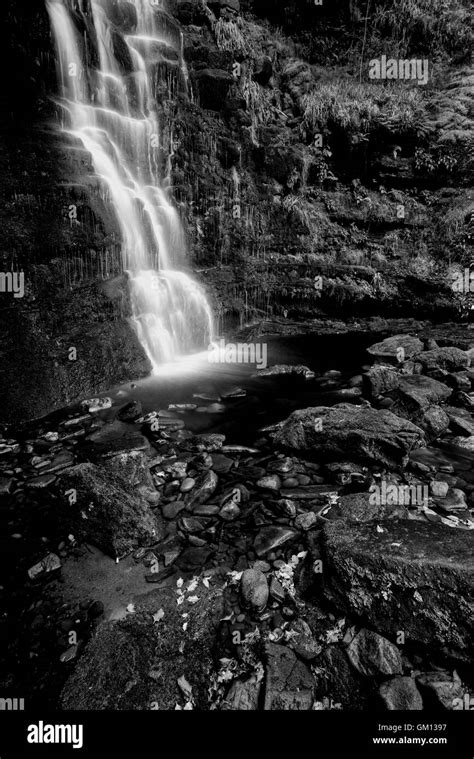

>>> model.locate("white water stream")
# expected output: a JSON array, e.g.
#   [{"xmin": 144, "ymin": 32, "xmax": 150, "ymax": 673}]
[{"xmin": 47, "ymin": 0, "xmax": 213, "ymax": 370}]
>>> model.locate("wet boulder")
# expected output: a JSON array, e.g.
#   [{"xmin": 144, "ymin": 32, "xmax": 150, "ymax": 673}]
[
  {"xmin": 58, "ymin": 462, "xmax": 159, "ymax": 559},
  {"xmin": 367, "ymin": 335, "xmax": 424, "ymax": 363},
  {"xmin": 320, "ymin": 520, "xmax": 474, "ymax": 661},
  {"xmin": 271, "ymin": 405, "xmax": 425, "ymax": 467}
]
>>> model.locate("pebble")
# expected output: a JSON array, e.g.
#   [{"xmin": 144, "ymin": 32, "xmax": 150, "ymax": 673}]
[
  {"xmin": 240, "ymin": 569, "xmax": 269, "ymax": 612},
  {"xmin": 295, "ymin": 512, "xmax": 318, "ymax": 531},
  {"xmin": 162, "ymin": 501, "xmax": 186, "ymax": 520},
  {"xmin": 256, "ymin": 475, "xmax": 282, "ymax": 492},
  {"xmin": 180, "ymin": 477, "xmax": 196, "ymax": 493}
]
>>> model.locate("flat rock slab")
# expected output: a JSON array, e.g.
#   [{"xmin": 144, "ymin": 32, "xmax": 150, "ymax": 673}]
[
  {"xmin": 83, "ymin": 420, "xmax": 150, "ymax": 458},
  {"xmin": 321, "ymin": 520, "xmax": 474, "ymax": 660},
  {"xmin": 271, "ymin": 405, "xmax": 425, "ymax": 467}
]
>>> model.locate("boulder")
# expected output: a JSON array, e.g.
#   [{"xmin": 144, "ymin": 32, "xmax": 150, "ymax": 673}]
[
  {"xmin": 416, "ymin": 347, "xmax": 470, "ymax": 373},
  {"xmin": 395, "ymin": 375, "xmax": 452, "ymax": 410},
  {"xmin": 346, "ymin": 629, "xmax": 403, "ymax": 677},
  {"xmin": 61, "ymin": 583, "xmax": 225, "ymax": 709},
  {"xmin": 367, "ymin": 335, "xmax": 424, "ymax": 363},
  {"xmin": 263, "ymin": 643, "xmax": 314, "ymax": 710},
  {"xmin": 271, "ymin": 405, "xmax": 425, "ymax": 467},
  {"xmin": 321, "ymin": 520, "xmax": 474, "ymax": 660},
  {"xmin": 58, "ymin": 462, "xmax": 159, "ymax": 558},
  {"xmin": 379, "ymin": 677, "xmax": 423, "ymax": 710},
  {"xmin": 240, "ymin": 569, "xmax": 269, "ymax": 612}
]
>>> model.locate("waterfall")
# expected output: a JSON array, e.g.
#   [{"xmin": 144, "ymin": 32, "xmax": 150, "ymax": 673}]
[{"xmin": 46, "ymin": 0, "xmax": 213, "ymax": 370}]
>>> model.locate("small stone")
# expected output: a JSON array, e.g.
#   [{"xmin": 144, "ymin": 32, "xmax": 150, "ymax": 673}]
[
  {"xmin": 288, "ymin": 618, "xmax": 321, "ymax": 661},
  {"xmin": 295, "ymin": 512, "xmax": 318, "ymax": 531},
  {"xmin": 268, "ymin": 458, "xmax": 294, "ymax": 475},
  {"xmin": 163, "ymin": 549, "xmax": 180, "ymax": 567},
  {"xmin": 430, "ymin": 481, "xmax": 449, "ymax": 498},
  {"xmin": 118, "ymin": 400, "xmax": 143, "ymax": 422},
  {"xmin": 0, "ymin": 477, "xmax": 15, "ymax": 496},
  {"xmin": 277, "ymin": 499, "xmax": 297, "ymax": 518},
  {"xmin": 257, "ymin": 475, "xmax": 282, "ymax": 492},
  {"xmin": 254, "ymin": 527, "xmax": 297, "ymax": 557},
  {"xmin": 180, "ymin": 478, "xmax": 196, "ymax": 493},
  {"xmin": 282, "ymin": 477, "xmax": 299, "ymax": 488},
  {"xmin": 179, "ymin": 517, "xmax": 204, "ymax": 534},
  {"xmin": 379, "ymin": 677, "xmax": 423, "ymax": 710},
  {"xmin": 219, "ymin": 502, "xmax": 241, "ymax": 521},
  {"xmin": 252, "ymin": 560, "xmax": 271, "ymax": 573},
  {"xmin": 269, "ymin": 577, "xmax": 285, "ymax": 603},
  {"xmin": 297, "ymin": 475, "xmax": 311, "ymax": 486},
  {"xmin": 162, "ymin": 501, "xmax": 186, "ymax": 520},
  {"xmin": 347, "ymin": 629, "xmax": 403, "ymax": 677},
  {"xmin": 241, "ymin": 569, "xmax": 269, "ymax": 612},
  {"xmin": 28, "ymin": 553, "xmax": 61, "ymax": 581}
]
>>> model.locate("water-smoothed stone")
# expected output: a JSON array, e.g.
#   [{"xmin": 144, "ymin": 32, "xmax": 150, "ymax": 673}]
[
  {"xmin": 347, "ymin": 629, "xmax": 403, "ymax": 677},
  {"xmin": 321, "ymin": 520, "xmax": 474, "ymax": 660},
  {"xmin": 267, "ymin": 457, "xmax": 294, "ymax": 475},
  {"xmin": 367, "ymin": 335, "xmax": 423, "ymax": 362},
  {"xmin": 180, "ymin": 477, "xmax": 196, "ymax": 493},
  {"xmin": 271, "ymin": 405, "xmax": 425, "ymax": 467},
  {"xmin": 241, "ymin": 569, "xmax": 269, "ymax": 612},
  {"xmin": 184, "ymin": 470, "xmax": 218, "ymax": 508},
  {"xmin": 254, "ymin": 527, "xmax": 297, "ymax": 557},
  {"xmin": 209, "ymin": 453, "xmax": 234, "ymax": 474},
  {"xmin": 58, "ymin": 462, "xmax": 159, "ymax": 558},
  {"xmin": 162, "ymin": 501, "xmax": 186, "ymax": 520},
  {"xmin": 287, "ymin": 618, "xmax": 321, "ymax": 661},
  {"xmin": 176, "ymin": 546, "xmax": 213, "ymax": 571},
  {"xmin": 256, "ymin": 475, "xmax": 281, "ymax": 492},
  {"xmin": 295, "ymin": 512, "xmax": 318, "ymax": 531},
  {"xmin": 27, "ymin": 553, "xmax": 61, "ymax": 581},
  {"xmin": 379, "ymin": 677, "xmax": 423, "ymax": 710},
  {"xmin": 219, "ymin": 502, "xmax": 241, "ymax": 521}
]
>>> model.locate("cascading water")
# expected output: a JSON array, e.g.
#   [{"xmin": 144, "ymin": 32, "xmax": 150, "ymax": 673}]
[{"xmin": 46, "ymin": 0, "xmax": 213, "ymax": 371}]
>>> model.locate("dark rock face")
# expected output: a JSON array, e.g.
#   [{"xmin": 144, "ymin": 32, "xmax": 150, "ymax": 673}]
[
  {"xmin": 58, "ymin": 462, "xmax": 159, "ymax": 558},
  {"xmin": 61, "ymin": 583, "xmax": 225, "ymax": 709},
  {"xmin": 271, "ymin": 405, "xmax": 425, "ymax": 466},
  {"xmin": 321, "ymin": 520, "xmax": 474, "ymax": 661}
]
